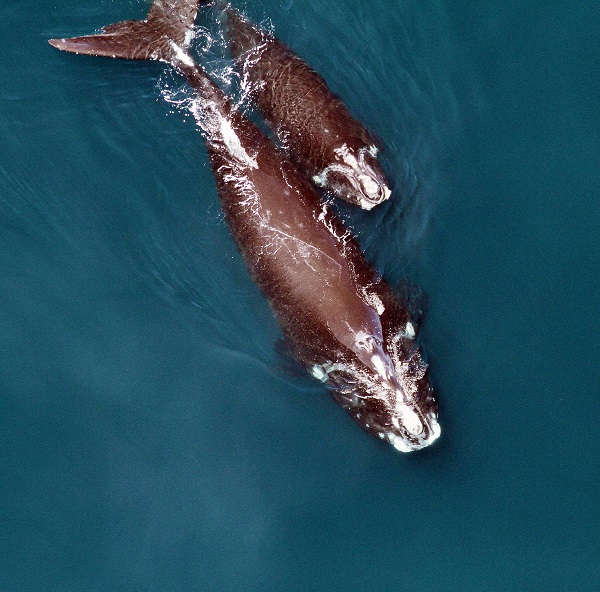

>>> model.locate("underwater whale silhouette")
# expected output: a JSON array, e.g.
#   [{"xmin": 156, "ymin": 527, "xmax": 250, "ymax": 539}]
[{"xmin": 49, "ymin": 0, "xmax": 440, "ymax": 451}]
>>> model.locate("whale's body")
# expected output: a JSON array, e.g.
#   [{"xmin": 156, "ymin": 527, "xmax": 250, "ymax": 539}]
[
  {"xmin": 225, "ymin": 8, "xmax": 392, "ymax": 210},
  {"xmin": 49, "ymin": 0, "xmax": 440, "ymax": 451}
]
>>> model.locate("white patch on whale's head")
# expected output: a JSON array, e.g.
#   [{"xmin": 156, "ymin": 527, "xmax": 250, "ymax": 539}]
[
  {"xmin": 386, "ymin": 402, "xmax": 441, "ymax": 452},
  {"xmin": 366, "ymin": 386, "xmax": 440, "ymax": 453},
  {"xmin": 314, "ymin": 143, "xmax": 391, "ymax": 209}
]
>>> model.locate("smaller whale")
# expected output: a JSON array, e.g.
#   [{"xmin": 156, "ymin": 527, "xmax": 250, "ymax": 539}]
[
  {"xmin": 223, "ymin": 6, "xmax": 392, "ymax": 210},
  {"xmin": 48, "ymin": 0, "xmax": 440, "ymax": 452}
]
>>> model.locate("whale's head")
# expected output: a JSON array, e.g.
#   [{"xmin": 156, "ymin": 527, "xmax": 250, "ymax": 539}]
[
  {"xmin": 318, "ymin": 326, "xmax": 440, "ymax": 452},
  {"xmin": 369, "ymin": 379, "xmax": 441, "ymax": 453},
  {"xmin": 312, "ymin": 142, "xmax": 391, "ymax": 210},
  {"xmin": 336, "ymin": 368, "xmax": 440, "ymax": 452}
]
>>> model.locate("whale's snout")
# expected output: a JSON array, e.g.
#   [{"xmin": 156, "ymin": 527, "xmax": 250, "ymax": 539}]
[
  {"xmin": 387, "ymin": 406, "xmax": 441, "ymax": 452},
  {"xmin": 339, "ymin": 151, "xmax": 391, "ymax": 210},
  {"xmin": 356, "ymin": 167, "xmax": 391, "ymax": 210},
  {"xmin": 330, "ymin": 368, "xmax": 441, "ymax": 453}
]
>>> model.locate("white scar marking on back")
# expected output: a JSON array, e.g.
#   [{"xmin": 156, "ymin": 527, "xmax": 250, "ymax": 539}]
[
  {"xmin": 218, "ymin": 115, "xmax": 258, "ymax": 169},
  {"xmin": 169, "ymin": 42, "xmax": 195, "ymax": 68},
  {"xmin": 266, "ymin": 227, "xmax": 342, "ymax": 274}
]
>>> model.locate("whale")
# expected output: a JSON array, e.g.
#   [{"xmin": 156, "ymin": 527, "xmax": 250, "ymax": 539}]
[
  {"xmin": 223, "ymin": 5, "xmax": 392, "ymax": 210},
  {"xmin": 48, "ymin": 0, "xmax": 440, "ymax": 452}
]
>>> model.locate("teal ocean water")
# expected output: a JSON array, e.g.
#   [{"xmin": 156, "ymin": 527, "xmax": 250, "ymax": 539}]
[{"xmin": 2, "ymin": 1, "xmax": 599, "ymax": 590}]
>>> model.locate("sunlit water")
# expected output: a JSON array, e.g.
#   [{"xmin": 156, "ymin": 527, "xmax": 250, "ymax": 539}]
[{"xmin": 1, "ymin": 1, "xmax": 599, "ymax": 590}]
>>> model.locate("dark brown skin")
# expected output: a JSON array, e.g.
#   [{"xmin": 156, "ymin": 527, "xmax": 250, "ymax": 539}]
[
  {"xmin": 225, "ymin": 9, "xmax": 392, "ymax": 210},
  {"xmin": 192, "ymin": 78, "xmax": 439, "ymax": 450},
  {"xmin": 48, "ymin": 0, "xmax": 440, "ymax": 451}
]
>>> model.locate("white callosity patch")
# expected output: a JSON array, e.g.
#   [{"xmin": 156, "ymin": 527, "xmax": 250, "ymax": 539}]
[
  {"xmin": 387, "ymin": 403, "xmax": 441, "ymax": 452},
  {"xmin": 313, "ymin": 144, "xmax": 391, "ymax": 208},
  {"xmin": 311, "ymin": 361, "xmax": 356, "ymax": 384},
  {"xmin": 312, "ymin": 172, "xmax": 327, "ymax": 187},
  {"xmin": 311, "ymin": 365, "xmax": 328, "ymax": 382},
  {"xmin": 183, "ymin": 28, "xmax": 195, "ymax": 48},
  {"xmin": 393, "ymin": 406, "xmax": 422, "ymax": 436},
  {"xmin": 388, "ymin": 433, "xmax": 413, "ymax": 453},
  {"xmin": 356, "ymin": 146, "xmax": 391, "ymax": 200},
  {"xmin": 361, "ymin": 176, "xmax": 379, "ymax": 197}
]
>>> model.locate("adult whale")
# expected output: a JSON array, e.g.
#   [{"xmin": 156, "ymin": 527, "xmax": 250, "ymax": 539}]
[
  {"xmin": 49, "ymin": 0, "xmax": 440, "ymax": 452},
  {"xmin": 223, "ymin": 5, "xmax": 392, "ymax": 210}
]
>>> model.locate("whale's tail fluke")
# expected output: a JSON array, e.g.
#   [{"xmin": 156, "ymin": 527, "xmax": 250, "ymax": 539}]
[{"xmin": 49, "ymin": 0, "xmax": 202, "ymax": 62}]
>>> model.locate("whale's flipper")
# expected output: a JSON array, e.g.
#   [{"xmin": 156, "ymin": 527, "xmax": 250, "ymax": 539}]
[{"xmin": 49, "ymin": 0, "xmax": 202, "ymax": 61}]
